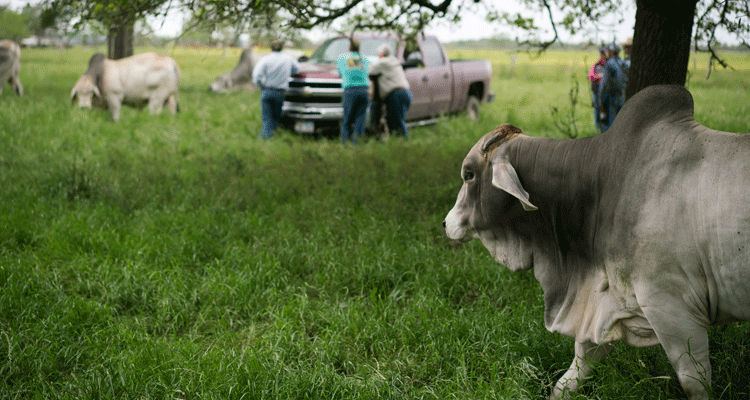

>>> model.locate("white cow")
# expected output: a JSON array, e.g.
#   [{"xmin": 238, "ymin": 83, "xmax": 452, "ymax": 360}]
[
  {"xmin": 444, "ymin": 85, "xmax": 750, "ymax": 399},
  {"xmin": 0, "ymin": 39, "xmax": 23, "ymax": 96},
  {"xmin": 71, "ymin": 52, "xmax": 180, "ymax": 121}
]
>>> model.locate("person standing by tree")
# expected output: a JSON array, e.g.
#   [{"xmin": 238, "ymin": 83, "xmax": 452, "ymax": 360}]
[
  {"xmin": 621, "ymin": 38, "xmax": 632, "ymax": 95},
  {"xmin": 252, "ymin": 40, "xmax": 300, "ymax": 140},
  {"xmin": 369, "ymin": 43, "xmax": 413, "ymax": 140},
  {"xmin": 598, "ymin": 43, "xmax": 627, "ymax": 132},
  {"xmin": 337, "ymin": 39, "xmax": 370, "ymax": 145},
  {"xmin": 588, "ymin": 46, "xmax": 608, "ymax": 132}
]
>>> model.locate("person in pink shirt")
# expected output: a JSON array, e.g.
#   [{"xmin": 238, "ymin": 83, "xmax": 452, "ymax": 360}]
[{"xmin": 588, "ymin": 47, "xmax": 607, "ymax": 132}]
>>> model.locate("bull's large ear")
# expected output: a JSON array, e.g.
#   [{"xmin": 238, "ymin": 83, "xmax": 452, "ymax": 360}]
[{"xmin": 492, "ymin": 161, "xmax": 538, "ymax": 211}]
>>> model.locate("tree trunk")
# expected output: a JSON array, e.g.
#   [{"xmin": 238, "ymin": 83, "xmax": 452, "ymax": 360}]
[
  {"xmin": 107, "ymin": 23, "xmax": 134, "ymax": 60},
  {"xmin": 626, "ymin": 0, "xmax": 698, "ymax": 99}
]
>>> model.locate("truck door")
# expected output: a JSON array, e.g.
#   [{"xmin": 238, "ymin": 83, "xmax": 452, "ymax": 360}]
[
  {"xmin": 421, "ymin": 37, "xmax": 452, "ymax": 116},
  {"xmin": 403, "ymin": 53, "xmax": 431, "ymax": 120}
]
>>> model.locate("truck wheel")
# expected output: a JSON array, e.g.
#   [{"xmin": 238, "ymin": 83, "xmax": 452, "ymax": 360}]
[{"xmin": 465, "ymin": 95, "xmax": 480, "ymax": 121}]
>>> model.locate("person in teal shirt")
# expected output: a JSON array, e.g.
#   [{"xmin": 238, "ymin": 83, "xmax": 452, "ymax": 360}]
[{"xmin": 337, "ymin": 39, "xmax": 370, "ymax": 145}]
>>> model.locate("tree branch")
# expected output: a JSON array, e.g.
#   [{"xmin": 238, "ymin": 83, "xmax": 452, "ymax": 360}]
[{"xmin": 516, "ymin": 0, "xmax": 560, "ymax": 52}]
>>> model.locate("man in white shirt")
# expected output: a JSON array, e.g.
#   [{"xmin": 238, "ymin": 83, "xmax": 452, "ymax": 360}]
[{"xmin": 252, "ymin": 40, "xmax": 300, "ymax": 139}]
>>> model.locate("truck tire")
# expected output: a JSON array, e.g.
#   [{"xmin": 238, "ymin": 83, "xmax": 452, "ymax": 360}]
[{"xmin": 465, "ymin": 95, "xmax": 480, "ymax": 121}]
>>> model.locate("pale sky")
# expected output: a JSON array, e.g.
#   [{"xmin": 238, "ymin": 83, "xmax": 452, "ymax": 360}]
[{"xmin": 2, "ymin": 0, "xmax": 638, "ymax": 44}]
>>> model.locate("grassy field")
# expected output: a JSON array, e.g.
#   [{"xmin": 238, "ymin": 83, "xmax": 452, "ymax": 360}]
[{"xmin": 1, "ymin": 45, "xmax": 749, "ymax": 399}]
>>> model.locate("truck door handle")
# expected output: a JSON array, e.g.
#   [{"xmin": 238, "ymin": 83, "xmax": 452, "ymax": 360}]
[
  {"xmin": 422, "ymin": 76, "xmax": 429, "ymax": 83},
  {"xmin": 443, "ymin": 73, "xmax": 449, "ymax": 79}
]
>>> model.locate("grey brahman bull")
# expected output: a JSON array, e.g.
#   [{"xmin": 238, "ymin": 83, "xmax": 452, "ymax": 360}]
[
  {"xmin": 71, "ymin": 52, "xmax": 180, "ymax": 121},
  {"xmin": 0, "ymin": 39, "xmax": 23, "ymax": 96},
  {"xmin": 443, "ymin": 85, "xmax": 750, "ymax": 399}
]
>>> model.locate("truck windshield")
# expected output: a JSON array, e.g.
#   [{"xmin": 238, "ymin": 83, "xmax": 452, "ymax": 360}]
[{"xmin": 309, "ymin": 38, "xmax": 397, "ymax": 63}]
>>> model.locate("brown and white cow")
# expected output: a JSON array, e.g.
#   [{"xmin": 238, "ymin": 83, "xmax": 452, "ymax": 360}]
[
  {"xmin": 444, "ymin": 85, "xmax": 750, "ymax": 399},
  {"xmin": 71, "ymin": 52, "xmax": 180, "ymax": 121},
  {"xmin": 0, "ymin": 39, "xmax": 23, "ymax": 96}
]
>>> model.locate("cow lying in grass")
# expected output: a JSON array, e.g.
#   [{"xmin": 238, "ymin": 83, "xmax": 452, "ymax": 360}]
[{"xmin": 210, "ymin": 47, "xmax": 260, "ymax": 93}]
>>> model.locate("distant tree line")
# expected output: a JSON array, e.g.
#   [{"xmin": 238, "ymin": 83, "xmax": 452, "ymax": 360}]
[
  {"xmin": 6, "ymin": 0, "xmax": 749, "ymax": 99},
  {"xmin": 445, "ymin": 34, "xmax": 750, "ymax": 53}
]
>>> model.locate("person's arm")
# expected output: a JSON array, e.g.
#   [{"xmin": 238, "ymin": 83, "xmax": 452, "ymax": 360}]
[
  {"xmin": 598, "ymin": 62, "xmax": 610, "ymax": 100},
  {"xmin": 588, "ymin": 64, "xmax": 599, "ymax": 82},
  {"xmin": 336, "ymin": 56, "xmax": 346, "ymax": 78},
  {"xmin": 369, "ymin": 60, "xmax": 383, "ymax": 76},
  {"xmin": 252, "ymin": 58, "xmax": 266, "ymax": 88},
  {"xmin": 291, "ymin": 57, "xmax": 300, "ymax": 76}
]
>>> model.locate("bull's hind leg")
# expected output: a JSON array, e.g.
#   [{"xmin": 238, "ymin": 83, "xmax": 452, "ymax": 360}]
[
  {"xmin": 11, "ymin": 77, "xmax": 23, "ymax": 96},
  {"xmin": 165, "ymin": 94, "xmax": 178, "ymax": 114},
  {"xmin": 550, "ymin": 341, "xmax": 613, "ymax": 399},
  {"xmin": 11, "ymin": 68, "xmax": 22, "ymax": 96}
]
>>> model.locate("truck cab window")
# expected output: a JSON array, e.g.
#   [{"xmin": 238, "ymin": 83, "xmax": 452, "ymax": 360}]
[
  {"xmin": 422, "ymin": 38, "xmax": 446, "ymax": 67},
  {"xmin": 360, "ymin": 39, "xmax": 397, "ymax": 58},
  {"xmin": 310, "ymin": 38, "xmax": 350, "ymax": 63}
]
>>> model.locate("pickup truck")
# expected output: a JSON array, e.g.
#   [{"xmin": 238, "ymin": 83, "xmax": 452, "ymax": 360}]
[{"xmin": 281, "ymin": 33, "xmax": 495, "ymax": 135}]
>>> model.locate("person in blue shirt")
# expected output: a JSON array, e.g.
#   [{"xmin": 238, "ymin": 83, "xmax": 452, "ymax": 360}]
[
  {"xmin": 337, "ymin": 39, "xmax": 370, "ymax": 145},
  {"xmin": 588, "ymin": 46, "xmax": 608, "ymax": 132},
  {"xmin": 598, "ymin": 43, "xmax": 627, "ymax": 132},
  {"xmin": 252, "ymin": 40, "xmax": 300, "ymax": 139}
]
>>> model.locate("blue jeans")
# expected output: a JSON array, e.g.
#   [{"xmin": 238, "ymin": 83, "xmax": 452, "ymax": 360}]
[
  {"xmin": 260, "ymin": 89, "xmax": 285, "ymax": 139},
  {"xmin": 385, "ymin": 89, "xmax": 412, "ymax": 139},
  {"xmin": 592, "ymin": 91, "xmax": 602, "ymax": 132},
  {"xmin": 341, "ymin": 86, "xmax": 370, "ymax": 145},
  {"xmin": 600, "ymin": 93, "xmax": 624, "ymax": 132}
]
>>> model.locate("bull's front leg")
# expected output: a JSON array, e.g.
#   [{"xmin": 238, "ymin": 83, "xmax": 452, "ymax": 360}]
[
  {"xmin": 550, "ymin": 341, "xmax": 614, "ymax": 399},
  {"xmin": 107, "ymin": 93, "xmax": 123, "ymax": 121},
  {"xmin": 148, "ymin": 94, "xmax": 164, "ymax": 115},
  {"xmin": 638, "ymin": 293, "xmax": 711, "ymax": 400},
  {"xmin": 659, "ymin": 331, "xmax": 711, "ymax": 400}
]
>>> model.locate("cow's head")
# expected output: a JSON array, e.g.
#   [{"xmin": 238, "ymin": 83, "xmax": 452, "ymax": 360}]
[
  {"xmin": 70, "ymin": 74, "xmax": 100, "ymax": 108},
  {"xmin": 444, "ymin": 124, "xmax": 538, "ymax": 268}
]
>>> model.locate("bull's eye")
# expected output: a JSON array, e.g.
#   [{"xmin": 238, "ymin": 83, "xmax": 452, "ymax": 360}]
[{"xmin": 463, "ymin": 171, "xmax": 475, "ymax": 181}]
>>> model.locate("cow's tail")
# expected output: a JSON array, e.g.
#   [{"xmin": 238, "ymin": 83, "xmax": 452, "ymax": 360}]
[
  {"xmin": 173, "ymin": 61, "xmax": 181, "ymax": 85},
  {"xmin": 173, "ymin": 60, "xmax": 181, "ymax": 113}
]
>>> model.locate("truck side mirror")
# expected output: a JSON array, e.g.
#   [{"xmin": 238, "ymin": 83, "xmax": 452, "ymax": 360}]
[{"xmin": 298, "ymin": 55, "xmax": 309, "ymax": 62}]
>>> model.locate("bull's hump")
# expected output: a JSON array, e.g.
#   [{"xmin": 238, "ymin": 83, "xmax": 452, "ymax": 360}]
[
  {"xmin": 481, "ymin": 123, "xmax": 523, "ymax": 155},
  {"xmin": 612, "ymin": 85, "xmax": 695, "ymax": 134}
]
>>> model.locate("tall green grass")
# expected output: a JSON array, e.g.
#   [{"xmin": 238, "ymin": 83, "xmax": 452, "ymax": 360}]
[{"xmin": 1, "ymin": 45, "xmax": 749, "ymax": 399}]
